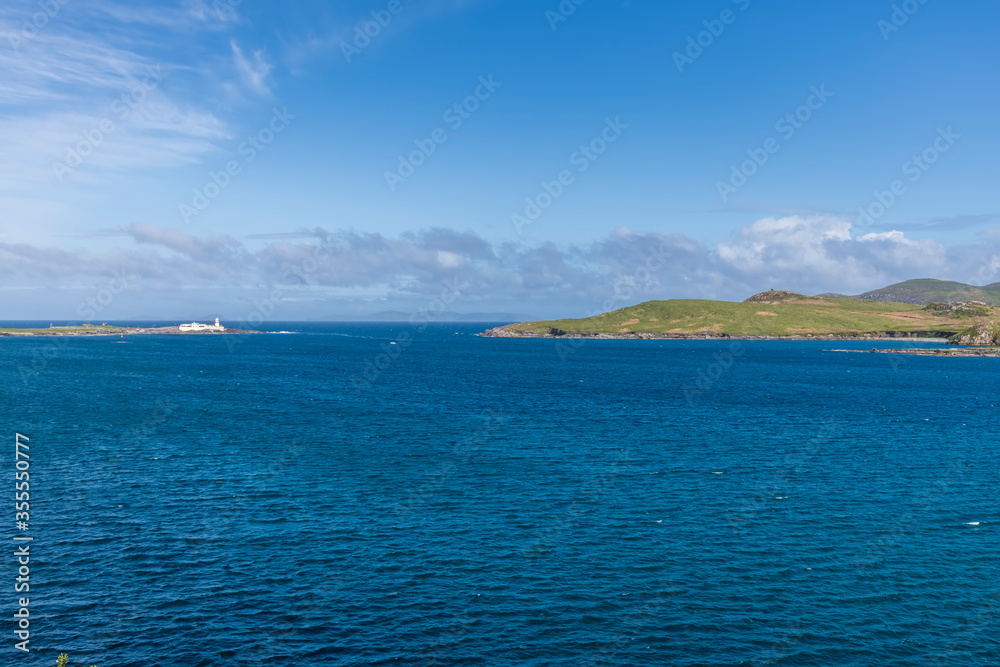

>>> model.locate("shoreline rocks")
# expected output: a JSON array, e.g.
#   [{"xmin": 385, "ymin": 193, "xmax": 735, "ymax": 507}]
[
  {"xmin": 864, "ymin": 347, "xmax": 1000, "ymax": 357},
  {"xmin": 947, "ymin": 320, "xmax": 1000, "ymax": 346},
  {"xmin": 479, "ymin": 325, "xmax": 954, "ymax": 341},
  {"xmin": 0, "ymin": 327, "xmax": 262, "ymax": 337}
]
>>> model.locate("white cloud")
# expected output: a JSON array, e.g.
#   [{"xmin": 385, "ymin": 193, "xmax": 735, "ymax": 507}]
[
  {"xmin": 1, "ymin": 216, "xmax": 997, "ymax": 318},
  {"xmin": 90, "ymin": 1, "xmax": 237, "ymax": 29},
  {"xmin": 714, "ymin": 215, "xmax": 953, "ymax": 293},
  {"xmin": 717, "ymin": 215, "xmax": 851, "ymax": 270},
  {"xmin": 436, "ymin": 251, "xmax": 465, "ymax": 269},
  {"xmin": 231, "ymin": 40, "xmax": 272, "ymax": 97},
  {"xmin": 282, "ymin": 0, "xmax": 494, "ymax": 70},
  {"xmin": 0, "ymin": 0, "xmax": 240, "ymax": 216},
  {"xmin": 0, "ymin": 102, "xmax": 228, "ymax": 189}
]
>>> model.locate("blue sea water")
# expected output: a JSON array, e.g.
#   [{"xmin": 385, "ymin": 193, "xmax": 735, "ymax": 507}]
[{"xmin": 1, "ymin": 322, "xmax": 998, "ymax": 666}]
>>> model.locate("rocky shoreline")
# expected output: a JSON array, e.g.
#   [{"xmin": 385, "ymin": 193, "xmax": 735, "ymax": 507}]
[
  {"xmin": 481, "ymin": 325, "xmax": 1000, "ymax": 356},
  {"xmin": 479, "ymin": 325, "xmax": 954, "ymax": 342},
  {"xmin": 861, "ymin": 347, "xmax": 1000, "ymax": 357},
  {"xmin": 0, "ymin": 326, "xmax": 262, "ymax": 337}
]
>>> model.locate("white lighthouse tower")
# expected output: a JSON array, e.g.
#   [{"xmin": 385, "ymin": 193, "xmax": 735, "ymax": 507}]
[{"xmin": 179, "ymin": 318, "xmax": 225, "ymax": 332}]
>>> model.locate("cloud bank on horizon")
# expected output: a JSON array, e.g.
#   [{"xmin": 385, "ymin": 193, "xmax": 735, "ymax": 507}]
[
  {"xmin": 3, "ymin": 216, "xmax": 999, "ymax": 320},
  {"xmin": 1, "ymin": 0, "xmax": 998, "ymax": 319}
]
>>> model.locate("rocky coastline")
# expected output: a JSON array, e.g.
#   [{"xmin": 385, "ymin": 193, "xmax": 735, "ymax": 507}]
[
  {"xmin": 862, "ymin": 347, "xmax": 1000, "ymax": 357},
  {"xmin": 479, "ymin": 325, "xmax": 954, "ymax": 342},
  {"xmin": 0, "ymin": 326, "xmax": 262, "ymax": 337}
]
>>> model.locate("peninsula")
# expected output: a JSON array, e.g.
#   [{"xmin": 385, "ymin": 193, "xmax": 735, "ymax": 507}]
[
  {"xmin": 482, "ymin": 288, "xmax": 1000, "ymax": 355},
  {"xmin": 0, "ymin": 322, "xmax": 260, "ymax": 337}
]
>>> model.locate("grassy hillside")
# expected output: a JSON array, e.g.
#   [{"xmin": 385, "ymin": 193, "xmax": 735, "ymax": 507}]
[
  {"xmin": 0, "ymin": 325, "xmax": 128, "ymax": 336},
  {"xmin": 855, "ymin": 279, "xmax": 1000, "ymax": 305},
  {"xmin": 498, "ymin": 292, "xmax": 996, "ymax": 337}
]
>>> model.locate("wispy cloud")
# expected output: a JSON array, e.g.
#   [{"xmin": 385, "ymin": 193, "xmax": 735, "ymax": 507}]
[
  {"xmin": 0, "ymin": 31, "xmax": 155, "ymax": 104},
  {"xmin": 0, "ymin": 109, "xmax": 226, "ymax": 191},
  {"xmin": 55, "ymin": 227, "xmax": 131, "ymax": 239},
  {"xmin": 875, "ymin": 214, "xmax": 1000, "ymax": 233},
  {"xmin": 89, "ymin": 0, "xmax": 236, "ymax": 30},
  {"xmin": 230, "ymin": 39, "xmax": 272, "ymax": 96},
  {"xmin": 0, "ymin": 0, "xmax": 246, "ymax": 196},
  {"xmin": 244, "ymin": 230, "xmax": 331, "ymax": 241},
  {"xmin": 282, "ymin": 0, "xmax": 494, "ymax": 69}
]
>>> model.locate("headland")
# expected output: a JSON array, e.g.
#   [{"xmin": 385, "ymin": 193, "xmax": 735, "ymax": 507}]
[
  {"xmin": 0, "ymin": 323, "xmax": 260, "ymax": 337},
  {"xmin": 481, "ymin": 289, "xmax": 1000, "ymax": 353}
]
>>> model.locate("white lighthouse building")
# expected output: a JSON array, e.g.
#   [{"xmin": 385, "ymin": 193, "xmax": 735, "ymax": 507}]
[{"xmin": 179, "ymin": 318, "xmax": 225, "ymax": 332}]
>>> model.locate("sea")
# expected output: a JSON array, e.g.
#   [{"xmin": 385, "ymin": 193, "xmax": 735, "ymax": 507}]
[{"xmin": 1, "ymin": 322, "xmax": 997, "ymax": 666}]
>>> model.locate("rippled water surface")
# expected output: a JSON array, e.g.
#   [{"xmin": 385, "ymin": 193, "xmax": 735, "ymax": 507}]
[{"xmin": 2, "ymin": 323, "xmax": 998, "ymax": 665}]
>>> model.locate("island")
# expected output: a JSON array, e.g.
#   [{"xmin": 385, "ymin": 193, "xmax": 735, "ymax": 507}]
[
  {"xmin": 481, "ymin": 288, "xmax": 1000, "ymax": 356},
  {"xmin": 0, "ymin": 322, "xmax": 260, "ymax": 337}
]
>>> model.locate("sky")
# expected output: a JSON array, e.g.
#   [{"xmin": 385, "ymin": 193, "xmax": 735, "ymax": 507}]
[{"xmin": 1, "ymin": 0, "xmax": 999, "ymax": 321}]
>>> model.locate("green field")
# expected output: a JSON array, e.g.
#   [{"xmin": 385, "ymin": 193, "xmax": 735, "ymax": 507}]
[
  {"xmin": 0, "ymin": 325, "xmax": 125, "ymax": 335},
  {"xmin": 499, "ymin": 292, "xmax": 997, "ymax": 338}
]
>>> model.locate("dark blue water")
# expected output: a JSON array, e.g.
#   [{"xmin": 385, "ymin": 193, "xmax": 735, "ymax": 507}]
[{"xmin": 2, "ymin": 323, "xmax": 998, "ymax": 666}]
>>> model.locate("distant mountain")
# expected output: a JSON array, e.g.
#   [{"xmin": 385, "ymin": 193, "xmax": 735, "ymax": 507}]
[{"xmin": 851, "ymin": 279, "xmax": 1000, "ymax": 305}]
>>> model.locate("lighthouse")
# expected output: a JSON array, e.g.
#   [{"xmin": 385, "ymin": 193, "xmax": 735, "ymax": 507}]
[{"xmin": 178, "ymin": 318, "xmax": 226, "ymax": 332}]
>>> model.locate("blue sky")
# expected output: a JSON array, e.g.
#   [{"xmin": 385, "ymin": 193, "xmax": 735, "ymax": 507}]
[{"xmin": 1, "ymin": 0, "xmax": 999, "ymax": 320}]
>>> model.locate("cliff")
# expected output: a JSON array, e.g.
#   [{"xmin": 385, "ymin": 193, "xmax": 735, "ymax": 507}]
[{"xmin": 948, "ymin": 320, "xmax": 1000, "ymax": 346}]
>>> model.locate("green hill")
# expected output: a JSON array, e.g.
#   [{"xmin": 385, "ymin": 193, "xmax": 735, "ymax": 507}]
[
  {"xmin": 854, "ymin": 279, "xmax": 1000, "ymax": 305},
  {"xmin": 485, "ymin": 291, "xmax": 998, "ymax": 339}
]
